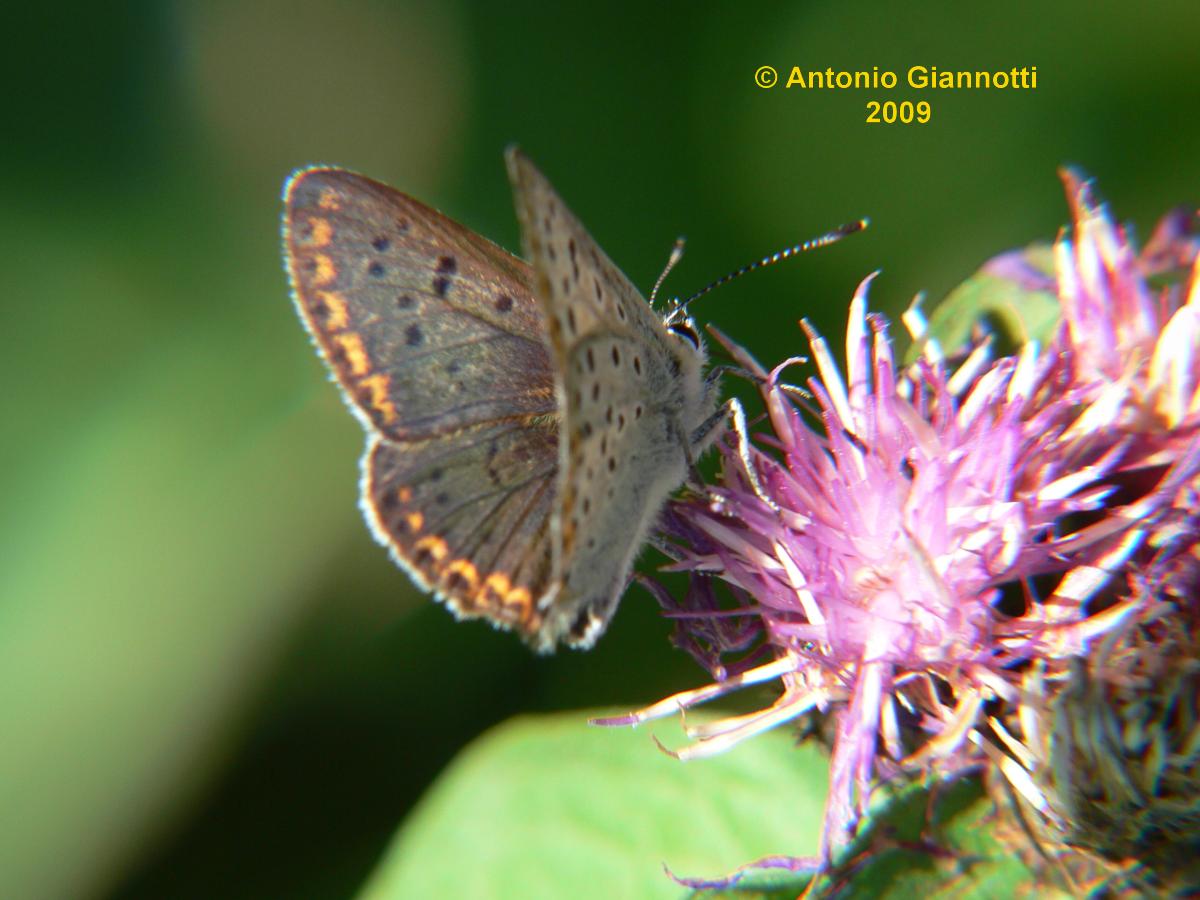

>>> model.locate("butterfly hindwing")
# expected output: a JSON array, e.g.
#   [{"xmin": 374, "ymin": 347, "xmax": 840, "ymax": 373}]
[{"xmin": 362, "ymin": 420, "xmax": 558, "ymax": 634}]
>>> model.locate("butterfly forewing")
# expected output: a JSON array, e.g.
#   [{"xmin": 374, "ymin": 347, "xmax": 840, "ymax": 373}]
[
  {"xmin": 284, "ymin": 167, "xmax": 561, "ymax": 639},
  {"xmin": 285, "ymin": 168, "xmax": 557, "ymax": 441},
  {"xmin": 506, "ymin": 148, "xmax": 713, "ymax": 648}
]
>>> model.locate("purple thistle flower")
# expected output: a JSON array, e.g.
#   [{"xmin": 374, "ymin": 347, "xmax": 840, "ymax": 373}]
[
  {"xmin": 598, "ymin": 171, "xmax": 1200, "ymax": 885},
  {"xmin": 1053, "ymin": 169, "xmax": 1200, "ymax": 461},
  {"xmin": 980, "ymin": 175, "xmax": 1200, "ymax": 893}
]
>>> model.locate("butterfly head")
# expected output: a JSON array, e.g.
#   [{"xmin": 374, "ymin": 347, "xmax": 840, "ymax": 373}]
[{"xmin": 660, "ymin": 301, "xmax": 717, "ymax": 433}]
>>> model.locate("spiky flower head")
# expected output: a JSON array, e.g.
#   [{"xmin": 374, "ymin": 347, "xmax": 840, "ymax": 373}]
[
  {"xmin": 600, "ymin": 171, "xmax": 1200, "ymax": 887},
  {"xmin": 1054, "ymin": 170, "xmax": 1200, "ymax": 437},
  {"xmin": 977, "ymin": 173, "xmax": 1200, "ymax": 897},
  {"xmin": 992, "ymin": 541, "xmax": 1200, "ymax": 896}
]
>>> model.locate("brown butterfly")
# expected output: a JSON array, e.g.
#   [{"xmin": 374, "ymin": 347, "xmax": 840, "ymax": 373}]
[{"xmin": 283, "ymin": 148, "xmax": 720, "ymax": 651}]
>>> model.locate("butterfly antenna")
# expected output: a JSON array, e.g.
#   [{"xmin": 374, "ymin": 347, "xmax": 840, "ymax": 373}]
[
  {"xmin": 650, "ymin": 237, "xmax": 687, "ymax": 305},
  {"xmin": 677, "ymin": 218, "xmax": 870, "ymax": 312}
]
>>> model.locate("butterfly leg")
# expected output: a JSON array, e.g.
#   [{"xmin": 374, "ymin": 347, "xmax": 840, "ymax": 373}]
[
  {"xmin": 686, "ymin": 397, "xmax": 776, "ymax": 510},
  {"xmin": 722, "ymin": 397, "xmax": 777, "ymax": 510}
]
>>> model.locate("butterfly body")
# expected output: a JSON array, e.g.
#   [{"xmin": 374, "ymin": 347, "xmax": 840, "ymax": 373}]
[{"xmin": 284, "ymin": 148, "xmax": 717, "ymax": 651}]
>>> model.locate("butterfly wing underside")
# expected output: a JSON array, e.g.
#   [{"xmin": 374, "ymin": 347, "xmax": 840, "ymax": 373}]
[
  {"xmin": 284, "ymin": 168, "xmax": 561, "ymax": 638},
  {"xmin": 506, "ymin": 148, "xmax": 703, "ymax": 648}
]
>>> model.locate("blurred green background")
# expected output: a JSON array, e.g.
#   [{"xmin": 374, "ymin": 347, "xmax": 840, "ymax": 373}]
[{"xmin": 2, "ymin": 1, "xmax": 1197, "ymax": 897}]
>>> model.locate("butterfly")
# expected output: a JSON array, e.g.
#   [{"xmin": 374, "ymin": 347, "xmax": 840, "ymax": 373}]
[{"xmin": 283, "ymin": 147, "xmax": 722, "ymax": 651}]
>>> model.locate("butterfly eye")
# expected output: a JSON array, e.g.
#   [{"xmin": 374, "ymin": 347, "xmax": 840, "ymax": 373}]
[{"xmin": 667, "ymin": 321, "xmax": 701, "ymax": 349}]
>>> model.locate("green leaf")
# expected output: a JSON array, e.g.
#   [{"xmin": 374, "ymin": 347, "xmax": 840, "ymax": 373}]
[
  {"xmin": 832, "ymin": 776, "xmax": 1048, "ymax": 899},
  {"xmin": 715, "ymin": 774, "xmax": 1051, "ymax": 898},
  {"xmin": 358, "ymin": 708, "xmax": 830, "ymax": 899},
  {"xmin": 919, "ymin": 243, "xmax": 1061, "ymax": 360}
]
